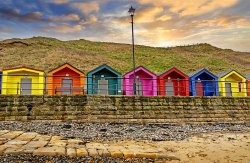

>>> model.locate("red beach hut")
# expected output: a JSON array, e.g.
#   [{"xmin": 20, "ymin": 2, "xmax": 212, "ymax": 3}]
[{"xmin": 158, "ymin": 67, "xmax": 189, "ymax": 96}]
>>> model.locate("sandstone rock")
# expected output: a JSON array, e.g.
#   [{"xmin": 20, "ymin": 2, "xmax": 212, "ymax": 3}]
[
  {"xmin": 34, "ymin": 135, "xmax": 51, "ymax": 141},
  {"xmin": 87, "ymin": 148, "xmax": 98, "ymax": 157},
  {"xmin": 15, "ymin": 132, "xmax": 38, "ymax": 141},
  {"xmin": 97, "ymin": 149, "xmax": 111, "ymax": 157},
  {"xmin": 0, "ymin": 146, "xmax": 7, "ymax": 154},
  {"xmin": 4, "ymin": 148, "xmax": 24, "ymax": 155},
  {"xmin": 48, "ymin": 140, "xmax": 66, "ymax": 147},
  {"xmin": 5, "ymin": 140, "xmax": 28, "ymax": 146},
  {"xmin": 76, "ymin": 148, "xmax": 88, "ymax": 157},
  {"xmin": 67, "ymin": 148, "xmax": 76, "ymax": 158},
  {"xmin": 24, "ymin": 140, "xmax": 48, "ymax": 148},
  {"xmin": 0, "ymin": 130, "xmax": 9, "ymax": 136},
  {"xmin": 33, "ymin": 146, "xmax": 66, "ymax": 156},
  {"xmin": 86, "ymin": 142, "xmax": 106, "ymax": 150},
  {"xmin": 123, "ymin": 150, "xmax": 136, "ymax": 158},
  {"xmin": 0, "ymin": 131, "xmax": 24, "ymax": 140},
  {"xmin": 158, "ymin": 153, "xmax": 181, "ymax": 161},
  {"xmin": 136, "ymin": 152, "xmax": 157, "ymax": 159},
  {"xmin": 109, "ymin": 150, "xmax": 124, "ymax": 158}
]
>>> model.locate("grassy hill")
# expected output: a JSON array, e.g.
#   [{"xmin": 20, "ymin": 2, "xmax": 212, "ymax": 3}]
[{"xmin": 0, "ymin": 37, "xmax": 250, "ymax": 75}]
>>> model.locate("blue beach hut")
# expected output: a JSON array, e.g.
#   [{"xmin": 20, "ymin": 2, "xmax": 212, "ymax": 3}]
[
  {"xmin": 189, "ymin": 69, "xmax": 219, "ymax": 96},
  {"xmin": 87, "ymin": 64, "xmax": 122, "ymax": 95}
]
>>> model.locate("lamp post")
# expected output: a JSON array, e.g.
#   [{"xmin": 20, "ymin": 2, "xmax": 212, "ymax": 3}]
[{"xmin": 128, "ymin": 6, "xmax": 136, "ymax": 95}]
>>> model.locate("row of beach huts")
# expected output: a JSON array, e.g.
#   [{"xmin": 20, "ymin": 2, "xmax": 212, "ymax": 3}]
[{"xmin": 0, "ymin": 63, "xmax": 250, "ymax": 97}]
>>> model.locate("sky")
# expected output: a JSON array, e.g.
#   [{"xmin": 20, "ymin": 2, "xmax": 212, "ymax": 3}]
[{"xmin": 0, "ymin": 0, "xmax": 250, "ymax": 52}]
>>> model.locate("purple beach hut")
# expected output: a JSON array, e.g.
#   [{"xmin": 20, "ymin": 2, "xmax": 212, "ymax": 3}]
[{"xmin": 123, "ymin": 66, "xmax": 157, "ymax": 96}]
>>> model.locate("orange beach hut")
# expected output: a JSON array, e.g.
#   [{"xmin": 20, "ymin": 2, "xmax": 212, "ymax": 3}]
[{"xmin": 47, "ymin": 63, "xmax": 84, "ymax": 95}]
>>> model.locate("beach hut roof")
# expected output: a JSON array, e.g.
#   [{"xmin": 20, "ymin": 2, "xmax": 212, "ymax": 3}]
[
  {"xmin": 157, "ymin": 67, "xmax": 188, "ymax": 78},
  {"xmin": 123, "ymin": 66, "xmax": 157, "ymax": 77},
  {"xmin": 217, "ymin": 69, "xmax": 245, "ymax": 78},
  {"xmin": 188, "ymin": 68, "xmax": 218, "ymax": 79},
  {"xmin": 48, "ymin": 62, "xmax": 84, "ymax": 74},
  {"xmin": 87, "ymin": 64, "xmax": 121, "ymax": 76},
  {"xmin": 3, "ymin": 66, "xmax": 44, "ymax": 72}
]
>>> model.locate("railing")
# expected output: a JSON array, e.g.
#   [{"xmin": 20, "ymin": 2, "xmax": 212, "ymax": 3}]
[{"xmin": 0, "ymin": 74, "xmax": 249, "ymax": 97}]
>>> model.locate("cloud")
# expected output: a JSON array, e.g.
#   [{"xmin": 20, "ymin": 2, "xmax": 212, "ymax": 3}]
[
  {"xmin": 0, "ymin": 26, "xmax": 15, "ymax": 33},
  {"xmin": 43, "ymin": 0, "xmax": 70, "ymax": 4},
  {"xmin": 72, "ymin": 2, "xmax": 99, "ymax": 14},
  {"xmin": 138, "ymin": 0, "xmax": 239, "ymax": 16},
  {"xmin": 157, "ymin": 15, "xmax": 172, "ymax": 21},
  {"xmin": 51, "ymin": 14, "xmax": 80, "ymax": 22},
  {"xmin": 79, "ymin": 15, "xmax": 98, "ymax": 25},
  {"xmin": 194, "ymin": 15, "xmax": 250, "ymax": 28},
  {"xmin": 39, "ymin": 24, "xmax": 83, "ymax": 33},
  {"xmin": 0, "ymin": 8, "xmax": 46, "ymax": 22},
  {"xmin": 135, "ymin": 7, "xmax": 164, "ymax": 23}
]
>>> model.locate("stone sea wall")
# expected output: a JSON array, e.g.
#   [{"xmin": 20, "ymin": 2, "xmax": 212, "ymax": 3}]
[{"xmin": 0, "ymin": 95, "xmax": 250, "ymax": 124}]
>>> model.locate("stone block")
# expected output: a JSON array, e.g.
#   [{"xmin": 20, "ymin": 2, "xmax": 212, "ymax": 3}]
[
  {"xmin": 33, "ymin": 146, "xmax": 66, "ymax": 156},
  {"xmin": 136, "ymin": 152, "xmax": 157, "ymax": 159},
  {"xmin": 67, "ymin": 147, "xmax": 76, "ymax": 158},
  {"xmin": 1, "ymin": 131, "xmax": 24, "ymax": 140},
  {"xmin": 77, "ymin": 148, "xmax": 88, "ymax": 157},
  {"xmin": 87, "ymin": 148, "xmax": 98, "ymax": 157},
  {"xmin": 24, "ymin": 140, "xmax": 48, "ymax": 148},
  {"xmin": 0, "ymin": 146, "xmax": 7, "ymax": 154}
]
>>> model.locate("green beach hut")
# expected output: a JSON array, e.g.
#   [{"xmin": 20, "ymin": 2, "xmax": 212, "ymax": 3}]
[{"xmin": 87, "ymin": 64, "xmax": 122, "ymax": 95}]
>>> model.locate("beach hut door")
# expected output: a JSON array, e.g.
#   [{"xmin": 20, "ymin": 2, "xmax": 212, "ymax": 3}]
[
  {"xmin": 165, "ymin": 79, "xmax": 174, "ymax": 96},
  {"xmin": 135, "ymin": 77, "xmax": 143, "ymax": 95},
  {"xmin": 62, "ymin": 79, "xmax": 72, "ymax": 95},
  {"xmin": 225, "ymin": 82, "xmax": 232, "ymax": 96},
  {"xmin": 195, "ymin": 80, "xmax": 204, "ymax": 96},
  {"xmin": 20, "ymin": 78, "xmax": 32, "ymax": 95},
  {"xmin": 98, "ymin": 78, "xmax": 108, "ymax": 95}
]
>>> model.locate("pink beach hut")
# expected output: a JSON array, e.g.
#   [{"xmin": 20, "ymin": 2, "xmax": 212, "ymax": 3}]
[{"xmin": 123, "ymin": 66, "xmax": 157, "ymax": 96}]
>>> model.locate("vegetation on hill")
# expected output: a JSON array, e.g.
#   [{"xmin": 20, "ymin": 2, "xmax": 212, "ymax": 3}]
[{"xmin": 0, "ymin": 37, "xmax": 249, "ymax": 75}]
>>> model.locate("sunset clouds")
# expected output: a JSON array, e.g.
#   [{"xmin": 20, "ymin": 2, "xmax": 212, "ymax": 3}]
[
  {"xmin": 138, "ymin": 0, "xmax": 239, "ymax": 16},
  {"xmin": 0, "ymin": 0, "xmax": 249, "ymax": 51}
]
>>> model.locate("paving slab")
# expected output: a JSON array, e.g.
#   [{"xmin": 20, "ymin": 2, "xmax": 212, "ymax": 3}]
[
  {"xmin": 1, "ymin": 129, "xmax": 248, "ymax": 162},
  {"xmin": 67, "ymin": 147, "xmax": 76, "ymax": 158},
  {"xmin": 0, "ymin": 130, "xmax": 9, "ymax": 136},
  {"xmin": 0, "ymin": 131, "xmax": 24, "ymax": 140},
  {"xmin": 76, "ymin": 148, "xmax": 88, "ymax": 157},
  {"xmin": 87, "ymin": 148, "xmax": 99, "ymax": 157},
  {"xmin": 23, "ymin": 140, "xmax": 48, "ymax": 148},
  {"xmin": 33, "ymin": 146, "xmax": 66, "ymax": 156},
  {"xmin": 0, "ymin": 146, "xmax": 8, "ymax": 154},
  {"xmin": 15, "ymin": 132, "xmax": 38, "ymax": 141},
  {"xmin": 4, "ymin": 148, "xmax": 24, "ymax": 155}
]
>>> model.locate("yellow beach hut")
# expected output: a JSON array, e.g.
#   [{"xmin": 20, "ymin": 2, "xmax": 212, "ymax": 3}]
[
  {"xmin": 2, "ymin": 66, "xmax": 45, "ymax": 95},
  {"xmin": 218, "ymin": 70, "xmax": 247, "ymax": 97}
]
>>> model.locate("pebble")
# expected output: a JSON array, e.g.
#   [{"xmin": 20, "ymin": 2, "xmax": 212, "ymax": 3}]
[
  {"xmin": 0, "ymin": 122, "xmax": 249, "ymax": 142},
  {"xmin": 0, "ymin": 154, "xmax": 155, "ymax": 162}
]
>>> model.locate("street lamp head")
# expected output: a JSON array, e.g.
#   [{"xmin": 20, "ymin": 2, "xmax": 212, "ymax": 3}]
[{"xmin": 128, "ymin": 6, "xmax": 135, "ymax": 16}]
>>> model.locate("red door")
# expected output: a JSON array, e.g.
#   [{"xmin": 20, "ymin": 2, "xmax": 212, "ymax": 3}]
[{"xmin": 196, "ymin": 82, "xmax": 204, "ymax": 96}]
